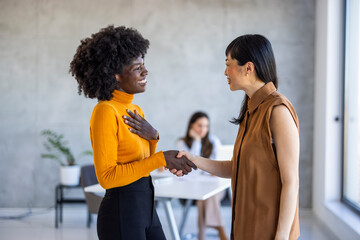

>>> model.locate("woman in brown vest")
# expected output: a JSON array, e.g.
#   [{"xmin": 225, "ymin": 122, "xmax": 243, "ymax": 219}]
[{"xmin": 176, "ymin": 35, "xmax": 300, "ymax": 240}]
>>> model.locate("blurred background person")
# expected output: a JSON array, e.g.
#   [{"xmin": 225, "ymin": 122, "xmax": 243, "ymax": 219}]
[{"xmin": 177, "ymin": 111, "xmax": 228, "ymax": 240}]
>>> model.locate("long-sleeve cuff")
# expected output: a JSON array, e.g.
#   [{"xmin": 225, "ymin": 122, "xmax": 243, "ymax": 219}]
[{"xmin": 149, "ymin": 135, "xmax": 160, "ymax": 155}]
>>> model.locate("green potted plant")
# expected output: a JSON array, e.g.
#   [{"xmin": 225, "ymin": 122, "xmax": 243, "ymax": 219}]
[{"xmin": 41, "ymin": 129, "xmax": 92, "ymax": 186}]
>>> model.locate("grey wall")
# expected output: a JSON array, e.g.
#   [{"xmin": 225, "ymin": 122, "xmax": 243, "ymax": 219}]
[{"xmin": 0, "ymin": 0, "xmax": 314, "ymax": 207}]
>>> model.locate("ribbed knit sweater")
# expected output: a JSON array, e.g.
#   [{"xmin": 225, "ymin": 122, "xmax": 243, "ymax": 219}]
[{"xmin": 90, "ymin": 90, "xmax": 166, "ymax": 189}]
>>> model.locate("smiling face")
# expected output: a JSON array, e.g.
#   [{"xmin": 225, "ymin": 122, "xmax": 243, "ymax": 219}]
[
  {"xmin": 224, "ymin": 54, "xmax": 249, "ymax": 91},
  {"xmin": 115, "ymin": 56, "xmax": 148, "ymax": 94},
  {"xmin": 191, "ymin": 117, "xmax": 209, "ymax": 139}
]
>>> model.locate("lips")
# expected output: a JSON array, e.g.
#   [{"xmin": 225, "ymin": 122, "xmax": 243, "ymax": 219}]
[{"xmin": 227, "ymin": 78, "xmax": 231, "ymax": 84}]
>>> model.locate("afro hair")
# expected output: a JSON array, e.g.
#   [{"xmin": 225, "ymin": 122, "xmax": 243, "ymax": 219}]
[{"xmin": 69, "ymin": 25, "xmax": 150, "ymax": 101}]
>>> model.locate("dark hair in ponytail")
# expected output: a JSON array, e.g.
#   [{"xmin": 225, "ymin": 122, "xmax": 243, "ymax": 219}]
[{"xmin": 225, "ymin": 34, "xmax": 278, "ymax": 124}]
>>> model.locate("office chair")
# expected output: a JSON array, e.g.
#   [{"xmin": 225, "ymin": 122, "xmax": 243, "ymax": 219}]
[{"xmin": 80, "ymin": 164, "xmax": 103, "ymax": 228}]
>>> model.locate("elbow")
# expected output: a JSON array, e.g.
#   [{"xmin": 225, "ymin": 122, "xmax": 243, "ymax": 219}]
[
  {"xmin": 96, "ymin": 168, "xmax": 116, "ymax": 189},
  {"xmin": 282, "ymin": 176, "xmax": 299, "ymax": 191},
  {"xmin": 98, "ymin": 178, "xmax": 111, "ymax": 189}
]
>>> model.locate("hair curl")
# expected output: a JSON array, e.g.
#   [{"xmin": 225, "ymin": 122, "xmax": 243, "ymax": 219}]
[{"xmin": 69, "ymin": 25, "xmax": 150, "ymax": 101}]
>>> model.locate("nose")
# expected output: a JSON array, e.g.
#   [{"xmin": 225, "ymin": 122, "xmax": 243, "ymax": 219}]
[
  {"xmin": 224, "ymin": 68, "xmax": 228, "ymax": 76},
  {"xmin": 142, "ymin": 66, "xmax": 148, "ymax": 76}
]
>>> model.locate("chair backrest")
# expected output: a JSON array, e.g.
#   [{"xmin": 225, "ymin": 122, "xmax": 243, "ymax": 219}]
[
  {"xmin": 80, "ymin": 164, "xmax": 102, "ymax": 218},
  {"xmin": 215, "ymin": 145, "xmax": 234, "ymax": 161},
  {"xmin": 80, "ymin": 164, "xmax": 98, "ymax": 188}
]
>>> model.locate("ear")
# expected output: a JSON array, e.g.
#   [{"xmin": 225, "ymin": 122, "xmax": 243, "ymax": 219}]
[
  {"xmin": 245, "ymin": 62, "xmax": 255, "ymax": 74},
  {"xmin": 115, "ymin": 74, "xmax": 122, "ymax": 83}
]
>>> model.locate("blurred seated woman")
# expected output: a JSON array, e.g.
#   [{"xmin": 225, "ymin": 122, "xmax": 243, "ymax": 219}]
[{"xmin": 177, "ymin": 111, "xmax": 228, "ymax": 240}]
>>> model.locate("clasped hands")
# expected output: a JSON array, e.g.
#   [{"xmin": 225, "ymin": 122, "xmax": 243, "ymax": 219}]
[{"xmin": 123, "ymin": 109, "xmax": 197, "ymax": 175}]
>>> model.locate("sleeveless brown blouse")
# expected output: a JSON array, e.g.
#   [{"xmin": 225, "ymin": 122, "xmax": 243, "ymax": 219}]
[{"xmin": 231, "ymin": 82, "xmax": 300, "ymax": 240}]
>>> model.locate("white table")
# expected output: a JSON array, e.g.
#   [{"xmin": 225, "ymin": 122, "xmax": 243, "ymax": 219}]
[{"xmin": 84, "ymin": 171, "xmax": 231, "ymax": 240}]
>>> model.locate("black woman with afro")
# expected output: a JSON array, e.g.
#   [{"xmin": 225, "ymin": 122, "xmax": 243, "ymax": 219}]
[{"xmin": 70, "ymin": 25, "xmax": 197, "ymax": 240}]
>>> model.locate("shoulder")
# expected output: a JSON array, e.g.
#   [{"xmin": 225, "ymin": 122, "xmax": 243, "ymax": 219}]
[
  {"xmin": 266, "ymin": 91, "xmax": 293, "ymax": 107},
  {"xmin": 269, "ymin": 94, "xmax": 299, "ymax": 130},
  {"xmin": 261, "ymin": 91, "xmax": 299, "ymax": 128},
  {"xmin": 93, "ymin": 101, "xmax": 117, "ymax": 114},
  {"xmin": 270, "ymin": 104, "xmax": 299, "ymax": 134},
  {"xmin": 271, "ymin": 104, "xmax": 293, "ymax": 118},
  {"xmin": 176, "ymin": 138, "xmax": 189, "ymax": 150},
  {"xmin": 177, "ymin": 138, "xmax": 187, "ymax": 145},
  {"xmin": 209, "ymin": 134, "xmax": 221, "ymax": 145},
  {"xmin": 90, "ymin": 102, "xmax": 119, "ymax": 126},
  {"xmin": 263, "ymin": 91, "xmax": 297, "ymax": 116}
]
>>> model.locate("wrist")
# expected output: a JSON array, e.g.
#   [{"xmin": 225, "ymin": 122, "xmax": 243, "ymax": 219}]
[
  {"xmin": 189, "ymin": 154, "xmax": 198, "ymax": 165},
  {"xmin": 152, "ymin": 130, "xmax": 159, "ymax": 140}
]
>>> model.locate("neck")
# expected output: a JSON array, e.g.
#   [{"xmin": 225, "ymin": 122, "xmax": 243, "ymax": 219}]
[{"xmin": 244, "ymin": 79, "xmax": 266, "ymax": 98}]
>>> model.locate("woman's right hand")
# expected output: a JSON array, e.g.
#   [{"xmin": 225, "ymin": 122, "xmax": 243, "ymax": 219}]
[
  {"xmin": 123, "ymin": 109, "xmax": 159, "ymax": 141},
  {"xmin": 163, "ymin": 150, "xmax": 197, "ymax": 175},
  {"xmin": 177, "ymin": 150, "xmax": 196, "ymax": 162},
  {"xmin": 189, "ymin": 129, "xmax": 201, "ymax": 141}
]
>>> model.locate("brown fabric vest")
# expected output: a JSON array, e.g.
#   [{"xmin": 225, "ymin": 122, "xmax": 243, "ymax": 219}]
[{"xmin": 231, "ymin": 82, "xmax": 300, "ymax": 240}]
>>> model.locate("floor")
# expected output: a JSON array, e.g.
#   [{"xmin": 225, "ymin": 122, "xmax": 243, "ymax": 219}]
[{"xmin": 0, "ymin": 203, "xmax": 339, "ymax": 240}]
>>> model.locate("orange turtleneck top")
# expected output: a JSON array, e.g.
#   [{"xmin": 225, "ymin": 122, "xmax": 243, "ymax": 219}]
[{"xmin": 89, "ymin": 90, "xmax": 166, "ymax": 189}]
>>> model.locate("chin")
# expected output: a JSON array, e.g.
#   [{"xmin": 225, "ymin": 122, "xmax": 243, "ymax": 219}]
[
  {"xmin": 135, "ymin": 87, "xmax": 146, "ymax": 94},
  {"xmin": 230, "ymin": 85, "xmax": 242, "ymax": 91}
]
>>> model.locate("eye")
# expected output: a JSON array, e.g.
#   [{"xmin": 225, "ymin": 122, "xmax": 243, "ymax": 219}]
[{"xmin": 134, "ymin": 64, "xmax": 144, "ymax": 71}]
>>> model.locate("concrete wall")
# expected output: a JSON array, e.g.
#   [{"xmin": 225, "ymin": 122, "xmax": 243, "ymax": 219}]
[{"xmin": 0, "ymin": 0, "xmax": 314, "ymax": 207}]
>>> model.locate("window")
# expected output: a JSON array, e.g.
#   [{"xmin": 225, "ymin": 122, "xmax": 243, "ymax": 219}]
[{"xmin": 343, "ymin": 0, "xmax": 360, "ymax": 213}]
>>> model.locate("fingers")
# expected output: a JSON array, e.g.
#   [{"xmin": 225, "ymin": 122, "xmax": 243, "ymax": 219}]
[
  {"xmin": 184, "ymin": 164, "xmax": 192, "ymax": 173},
  {"xmin": 177, "ymin": 151, "xmax": 197, "ymax": 170},
  {"xmin": 134, "ymin": 110, "xmax": 145, "ymax": 121},
  {"xmin": 124, "ymin": 118, "xmax": 141, "ymax": 130},
  {"xmin": 186, "ymin": 159, "xmax": 197, "ymax": 170},
  {"xmin": 128, "ymin": 128, "xmax": 140, "ymax": 135},
  {"xmin": 175, "ymin": 170, "xmax": 184, "ymax": 177},
  {"xmin": 189, "ymin": 128, "xmax": 201, "ymax": 140},
  {"xmin": 177, "ymin": 150, "xmax": 187, "ymax": 158},
  {"xmin": 179, "ymin": 157, "xmax": 194, "ymax": 173},
  {"xmin": 127, "ymin": 109, "xmax": 143, "ymax": 122},
  {"xmin": 169, "ymin": 169, "xmax": 183, "ymax": 177}
]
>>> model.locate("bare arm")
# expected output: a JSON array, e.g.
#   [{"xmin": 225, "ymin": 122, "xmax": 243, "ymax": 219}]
[
  {"xmin": 270, "ymin": 105, "xmax": 299, "ymax": 240},
  {"xmin": 176, "ymin": 151, "xmax": 232, "ymax": 178}
]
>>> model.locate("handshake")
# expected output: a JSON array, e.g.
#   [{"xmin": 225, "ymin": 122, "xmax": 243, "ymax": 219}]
[
  {"xmin": 163, "ymin": 150, "xmax": 197, "ymax": 175},
  {"xmin": 121, "ymin": 109, "xmax": 197, "ymax": 175}
]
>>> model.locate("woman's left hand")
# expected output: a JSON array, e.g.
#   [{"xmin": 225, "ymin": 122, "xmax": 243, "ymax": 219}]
[{"xmin": 123, "ymin": 109, "xmax": 159, "ymax": 140}]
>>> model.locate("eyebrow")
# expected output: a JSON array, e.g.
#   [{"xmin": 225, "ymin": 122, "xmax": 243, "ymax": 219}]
[{"xmin": 131, "ymin": 62, "xmax": 143, "ymax": 68}]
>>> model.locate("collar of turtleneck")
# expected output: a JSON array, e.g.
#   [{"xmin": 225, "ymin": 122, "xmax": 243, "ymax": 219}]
[{"xmin": 111, "ymin": 90, "xmax": 134, "ymax": 104}]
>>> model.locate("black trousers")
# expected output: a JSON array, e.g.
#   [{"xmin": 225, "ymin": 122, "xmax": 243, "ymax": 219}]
[{"xmin": 97, "ymin": 177, "xmax": 166, "ymax": 240}]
